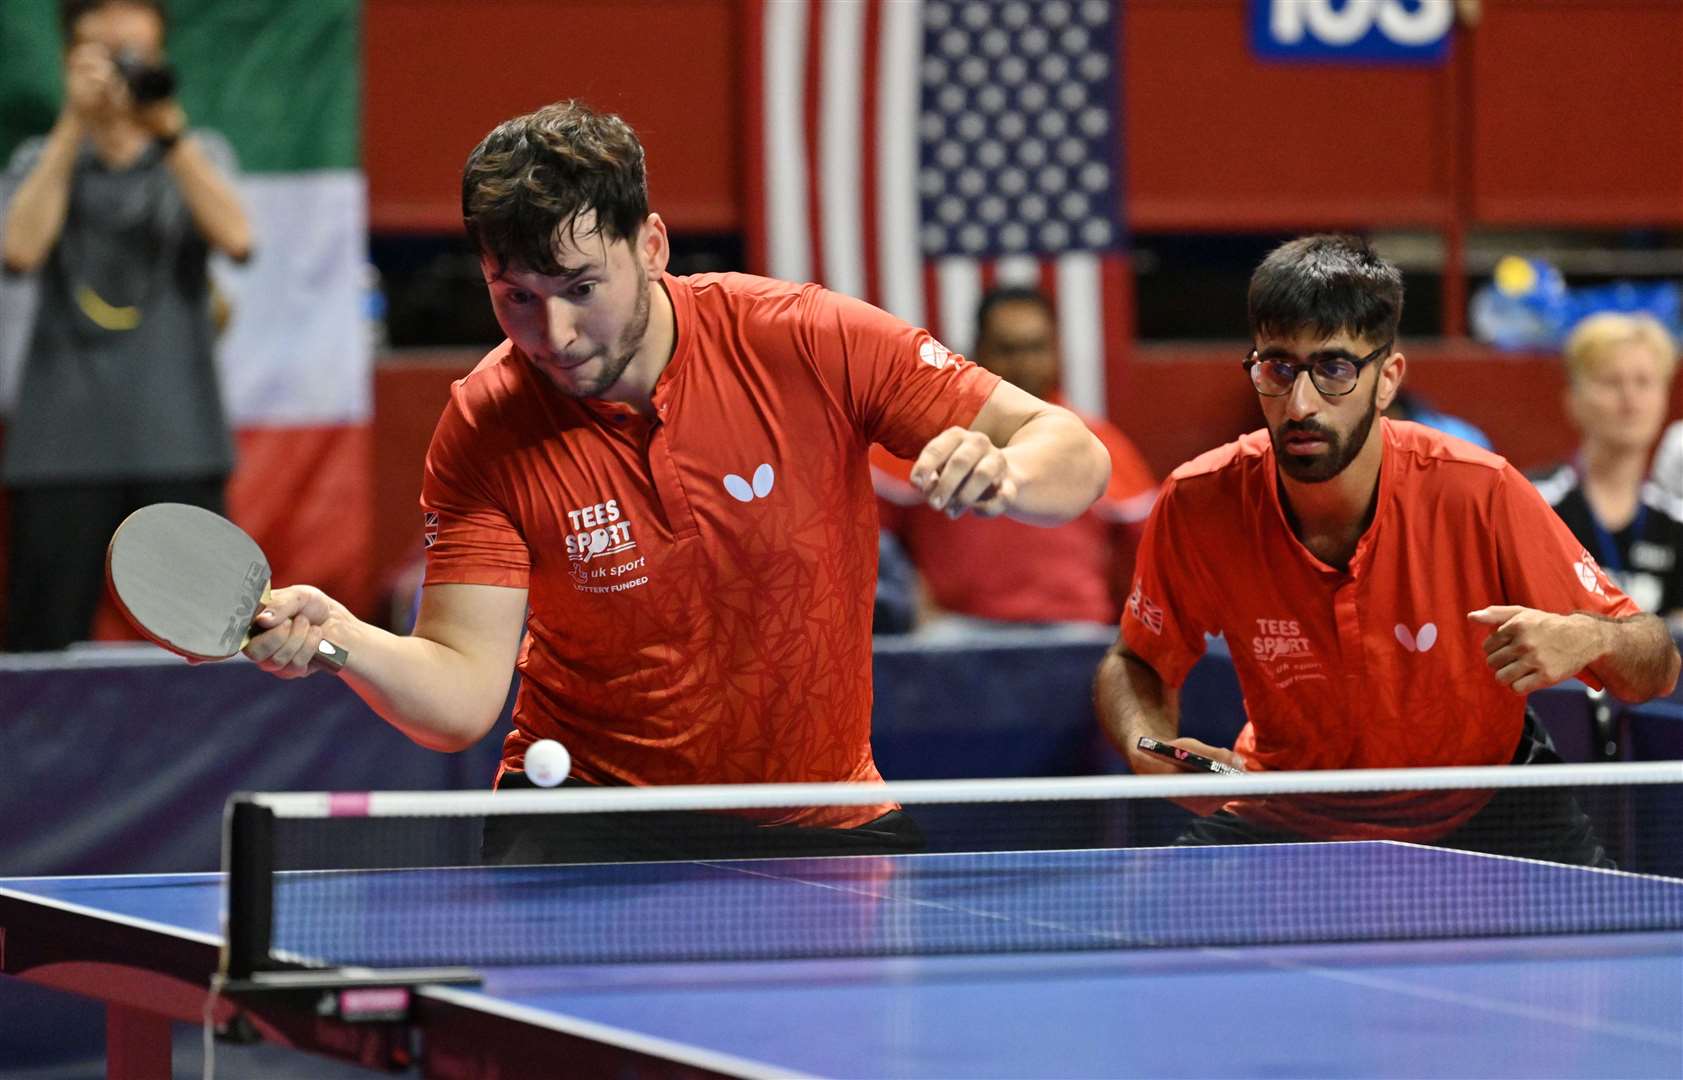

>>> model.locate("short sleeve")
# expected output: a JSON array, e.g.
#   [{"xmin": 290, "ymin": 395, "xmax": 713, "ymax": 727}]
[
  {"xmin": 1492, "ymin": 464, "xmax": 1640, "ymax": 620},
  {"xmin": 4, "ymin": 137, "xmax": 45, "ymax": 185},
  {"xmin": 1119, "ymin": 476, "xmax": 1212, "ymax": 687},
  {"xmin": 1, "ymin": 137, "xmax": 46, "ymax": 269},
  {"xmin": 796, "ymin": 286, "xmax": 1000, "ymax": 457},
  {"xmin": 1490, "ymin": 464, "xmax": 1641, "ymax": 689},
  {"xmin": 419, "ymin": 386, "xmax": 531, "ymax": 588}
]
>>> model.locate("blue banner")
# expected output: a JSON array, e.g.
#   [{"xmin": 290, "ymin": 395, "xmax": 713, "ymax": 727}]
[{"xmin": 1250, "ymin": 0, "xmax": 1454, "ymax": 64}]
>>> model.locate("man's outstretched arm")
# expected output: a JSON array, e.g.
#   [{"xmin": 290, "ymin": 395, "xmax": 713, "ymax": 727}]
[{"xmin": 1469, "ymin": 606, "xmax": 1681, "ymax": 701}]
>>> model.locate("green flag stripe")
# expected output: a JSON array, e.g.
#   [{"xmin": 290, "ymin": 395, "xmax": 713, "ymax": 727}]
[
  {"xmin": 0, "ymin": 0, "xmax": 359, "ymax": 172},
  {"xmin": 0, "ymin": 1, "xmax": 66, "ymax": 156}
]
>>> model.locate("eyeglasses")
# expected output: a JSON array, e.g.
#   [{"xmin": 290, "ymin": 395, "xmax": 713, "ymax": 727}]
[{"xmin": 1242, "ymin": 340, "xmax": 1393, "ymax": 397}]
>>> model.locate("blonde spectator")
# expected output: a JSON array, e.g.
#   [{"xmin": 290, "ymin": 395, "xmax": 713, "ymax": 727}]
[{"xmin": 1531, "ymin": 313, "xmax": 1683, "ymax": 625}]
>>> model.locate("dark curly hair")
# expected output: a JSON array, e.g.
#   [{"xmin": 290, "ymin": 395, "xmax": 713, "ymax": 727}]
[{"xmin": 462, "ymin": 100, "xmax": 649, "ymax": 276}]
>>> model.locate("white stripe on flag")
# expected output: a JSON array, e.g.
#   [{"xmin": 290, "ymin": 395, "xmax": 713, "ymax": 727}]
[
  {"xmin": 818, "ymin": 1, "xmax": 866, "ymax": 301},
  {"xmin": 995, "ymin": 255, "xmax": 1040, "ymax": 286},
  {"xmin": 217, "ymin": 170, "xmax": 369, "ymax": 424},
  {"xmin": 875, "ymin": 0, "xmax": 924, "ymax": 328},
  {"xmin": 763, "ymin": 0, "xmax": 811, "ymax": 284},
  {"xmin": 1055, "ymin": 251, "xmax": 1105, "ymax": 417},
  {"xmin": 935, "ymin": 257, "xmax": 982, "ymax": 357}
]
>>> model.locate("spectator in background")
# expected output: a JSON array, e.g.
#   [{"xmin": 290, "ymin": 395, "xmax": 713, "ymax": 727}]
[
  {"xmin": 1530, "ymin": 314, "xmax": 1683, "ymax": 628},
  {"xmin": 872, "ymin": 286, "xmax": 1156, "ymax": 633},
  {"xmin": 0, "ymin": 0, "xmax": 251, "ymax": 651}
]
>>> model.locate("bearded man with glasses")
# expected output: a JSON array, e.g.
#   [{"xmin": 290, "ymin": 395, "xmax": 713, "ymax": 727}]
[{"xmin": 1094, "ymin": 234, "xmax": 1679, "ymax": 867}]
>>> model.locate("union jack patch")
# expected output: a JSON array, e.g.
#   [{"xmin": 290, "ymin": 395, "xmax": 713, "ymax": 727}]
[{"xmin": 1127, "ymin": 585, "xmax": 1165, "ymax": 634}]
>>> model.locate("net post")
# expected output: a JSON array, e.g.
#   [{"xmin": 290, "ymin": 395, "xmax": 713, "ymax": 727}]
[{"xmin": 222, "ymin": 795, "xmax": 275, "ymax": 981}]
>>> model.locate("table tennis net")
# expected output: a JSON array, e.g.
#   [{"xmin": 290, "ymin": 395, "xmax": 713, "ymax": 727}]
[{"xmin": 223, "ymin": 763, "xmax": 1683, "ymax": 977}]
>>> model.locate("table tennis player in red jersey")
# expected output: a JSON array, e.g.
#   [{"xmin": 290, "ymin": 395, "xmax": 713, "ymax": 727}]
[
  {"xmin": 241, "ymin": 100, "xmax": 1110, "ymax": 861},
  {"xmin": 1095, "ymin": 234, "xmax": 1680, "ymax": 867}
]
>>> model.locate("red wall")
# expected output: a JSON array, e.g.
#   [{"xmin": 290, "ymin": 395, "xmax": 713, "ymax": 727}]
[
  {"xmin": 1468, "ymin": 1, "xmax": 1683, "ymax": 225},
  {"xmin": 371, "ymin": 355, "xmax": 472, "ymax": 597},
  {"xmin": 363, "ymin": 0, "xmax": 742, "ymax": 232},
  {"xmin": 364, "ymin": 0, "xmax": 1683, "ymax": 234},
  {"xmin": 1123, "ymin": 0, "xmax": 1454, "ymax": 230}
]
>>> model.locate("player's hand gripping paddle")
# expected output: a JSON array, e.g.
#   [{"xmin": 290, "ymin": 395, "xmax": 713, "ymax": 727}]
[{"xmin": 106, "ymin": 503, "xmax": 348, "ymax": 671}]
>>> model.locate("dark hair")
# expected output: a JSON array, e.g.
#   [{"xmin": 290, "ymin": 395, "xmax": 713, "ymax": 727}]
[
  {"xmin": 1247, "ymin": 234, "xmax": 1403, "ymax": 346},
  {"xmin": 462, "ymin": 100, "xmax": 649, "ymax": 276},
  {"xmin": 61, "ymin": 0, "xmax": 168, "ymax": 41},
  {"xmin": 975, "ymin": 285, "xmax": 1053, "ymax": 346}
]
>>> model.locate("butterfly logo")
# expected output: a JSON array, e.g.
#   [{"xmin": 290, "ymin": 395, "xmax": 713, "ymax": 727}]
[
  {"xmin": 724, "ymin": 463, "xmax": 776, "ymax": 503},
  {"xmin": 1394, "ymin": 622, "xmax": 1438, "ymax": 653}
]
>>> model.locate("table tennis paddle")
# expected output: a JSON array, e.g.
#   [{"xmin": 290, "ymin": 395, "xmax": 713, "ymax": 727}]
[
  {"xmin": 106, "ymin": 502, "xmax": 347, "ymax": 671},
  {"xmin": 1136, "ymin": 736, "xmax": 1245, "ymax": 775}
]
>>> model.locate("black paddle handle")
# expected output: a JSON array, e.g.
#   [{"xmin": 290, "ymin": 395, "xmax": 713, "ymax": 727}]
[{"xmin": 312, "ymin": 639, "xmax": 349, "ymax": 672}]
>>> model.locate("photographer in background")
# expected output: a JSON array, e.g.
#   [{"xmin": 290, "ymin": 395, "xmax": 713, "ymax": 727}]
[{"xmin": 1, "ymin": 0, "xmax": 251, "ymax": 651}]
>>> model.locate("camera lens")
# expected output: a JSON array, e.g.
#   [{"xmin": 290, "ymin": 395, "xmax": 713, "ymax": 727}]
[{"xmin": 113, "ymin": 49, "xmax": 176, "ymax": 105}]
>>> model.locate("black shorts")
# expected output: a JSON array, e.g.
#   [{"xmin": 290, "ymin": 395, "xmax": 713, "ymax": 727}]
[
  {"xmin": 1175, "ymin": 710, "xmax": 1613, "ymax": 868},
  {"xmin": 481, "ymin": 772, "xmax": 926, "ymax": 865}
]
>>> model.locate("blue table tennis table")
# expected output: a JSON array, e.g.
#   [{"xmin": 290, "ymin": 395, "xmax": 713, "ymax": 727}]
[{"xmin": 3, "ymin": 842, "xmax": 1681, "ymax": 1078}]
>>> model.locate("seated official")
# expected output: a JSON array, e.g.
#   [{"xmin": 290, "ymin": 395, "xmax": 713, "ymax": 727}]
[
  {"xmin": 874, "ymin": 287, "xmax": 1156, "ymax": 631},
  {"xmin": 1531, "ymin": 313, "xmax": 1683, "ymax": 630}
]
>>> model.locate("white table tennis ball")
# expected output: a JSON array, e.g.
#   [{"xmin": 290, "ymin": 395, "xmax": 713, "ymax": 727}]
[{"xmin": 523, "ymin": 739, "xmax": 571, "ymax": 788}]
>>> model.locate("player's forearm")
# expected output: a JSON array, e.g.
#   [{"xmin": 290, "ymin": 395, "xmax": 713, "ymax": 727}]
[
  {"xmin": 2, "ymin": 116, "xmax": 82, "ymax": 273},
  {"xmin": 161, "ymin": 135, "xmax": 253, "ymax": 261},
  {"xmin": 333, "ymin": 620, "xmax": 514, "ymax": 752},
  {"xmin": 1094, "ymin": 643, "xmax": 1180, "ymax": 771},
  {"xmin": 1580, "ymin": 612, "xmax": 1681, "ymax": 702},
  {"xmin": 1000, "ymin": 408, "xmax": 1110, "ymax": 525}
]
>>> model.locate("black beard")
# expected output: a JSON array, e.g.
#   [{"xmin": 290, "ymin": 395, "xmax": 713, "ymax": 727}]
[
  {"xmin": 1272, "ymin": 382, "xmax": 1380, "ymax": 483},
  {"xmin": 563, "ymin": 267, "xmax": 652, "ymax": 399}
]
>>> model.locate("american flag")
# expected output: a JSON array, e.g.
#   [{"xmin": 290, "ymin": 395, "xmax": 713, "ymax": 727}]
[{"xmin": 748, "ymin": 0, "xmax": 1129, "ymax": 418}]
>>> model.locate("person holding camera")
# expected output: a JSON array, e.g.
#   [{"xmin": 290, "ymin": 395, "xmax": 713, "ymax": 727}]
[{"xmin": 1, "ymin": 0, "xmax": 251, "ymax": 651}]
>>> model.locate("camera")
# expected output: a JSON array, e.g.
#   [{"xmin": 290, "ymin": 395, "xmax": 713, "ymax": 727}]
[{"xmin": 112, "ymin": 49, "xmax": 176, "ymax": 105}]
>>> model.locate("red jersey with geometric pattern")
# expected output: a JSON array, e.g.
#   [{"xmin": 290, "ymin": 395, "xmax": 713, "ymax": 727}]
[
  {"xmin": 421, "ymin": 272, "xmax": 999, "ymax": 827},
  {"xmin": 1121, "ymin": 419, "xmax": 1639, "ymax": 840}
]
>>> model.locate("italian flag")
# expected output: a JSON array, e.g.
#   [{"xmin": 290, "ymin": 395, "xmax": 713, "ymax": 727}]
[{"xmin": 0, "ymin": 0, "xmax": 376, "ymax": 623}]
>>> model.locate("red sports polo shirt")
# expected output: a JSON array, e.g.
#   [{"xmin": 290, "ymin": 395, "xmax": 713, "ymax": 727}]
[
  {"xmin": 420, "ymin": 272, "xmax": 998, "ymax": 827},
  {"xmin": 1122, "ymin": 420, "xmax": 1639, "ymax": 838},
  {"xmin": 873, "ymin": 395, "xmax": 1157, "ymax": 623}
]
